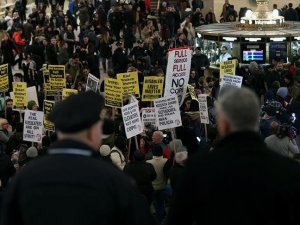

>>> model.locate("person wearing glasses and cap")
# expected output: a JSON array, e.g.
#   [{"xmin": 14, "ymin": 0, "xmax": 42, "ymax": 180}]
[{"xmin": 0, "ymin": 91, "xmax": 156, "ymax": 225}]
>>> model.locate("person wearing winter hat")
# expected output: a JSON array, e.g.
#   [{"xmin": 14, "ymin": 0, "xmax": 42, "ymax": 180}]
[
  {"xmin": 26, "ymin": 146, "xmax": 38, "ymax": 158},
  {"xmin": 99, "ymin": 144, "xmax": 112, "ymax": 162},
  {"xmin": 1, "ymin": 91, "xmax": 156, "ymax": 225},
  {"xmin": 146, "ymin": 144, "xmax": 168, "ymax": 223}
]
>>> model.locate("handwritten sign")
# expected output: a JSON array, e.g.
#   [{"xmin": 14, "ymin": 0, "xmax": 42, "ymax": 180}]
[
  {"xmin": 105, "ymin": 78, "xmax": 123, "ymax": 108},
  {"xmin": 23, "ymin": 110, "xmax": 44, "ymax": 143},
  {"xmin": 13, "ymin": 82, "xmax": 27, "ymax": 109},
  {"xmin": 43, "ymin": 100, "xmax": 55, "ymax": 131},
  {"xmin": 0, "ymin": 64, "xmax": 9, "ymax": 92},
  {"xmin": 122, "ymin": 101, "xmax": 143, "ymax": 139}
]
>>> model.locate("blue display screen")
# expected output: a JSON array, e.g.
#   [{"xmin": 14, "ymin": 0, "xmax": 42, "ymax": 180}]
[{"xmin": 243, "ymin": 50, "xmax": 264, "ymax": 61}]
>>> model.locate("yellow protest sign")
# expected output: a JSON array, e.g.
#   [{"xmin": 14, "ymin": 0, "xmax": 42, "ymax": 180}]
[
  {"xmin": 0, "ymin": 64, "xmax": 9, "ymax": 92},
  {"xmin": 62, "ymin": 88, "xmax": 78, "ymax": 100},
  {"xmin": 142, "ymin": 76, "xmax": 164, "ymax": 101},
  {"xmin": 48, "ymin": 65, "xmax": 66, "ymax": 93},
  {"xmin": 13, "ymin": 82, "xmax": 27, "ymax": 109},
  {"xmin": 105, "ymin": 78, "xmax": 123, "ymax": 108},
  {"xmin": 43, "ymin": 67, "xmax": 57, "ymax": 96},
  {"xmin": 117, "ymin": 72, "xmax": 140, "ymax": 98},
  {"xmin": 187, "ymin": 84, "xmax": 198, "ymax": 101},
  {"xmin": 43, "ymin": 100, "xmax": 55, "ymax": 131},
  {"xmin": 219, "ymin": 60, "xmax": 237, "ymax": 82}
]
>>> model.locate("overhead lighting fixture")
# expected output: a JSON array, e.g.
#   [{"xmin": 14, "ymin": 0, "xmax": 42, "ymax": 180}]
[
  {"xmin": 223, "ymin": 37, "xmax": 237, "ymax": 42},
  {"xmin": 245, "ymin": 10, "xmax": 253, "ymax": 18},
  {"xmin": 245, "ymin": 38, "xmax": 262, "ymax": 42}
]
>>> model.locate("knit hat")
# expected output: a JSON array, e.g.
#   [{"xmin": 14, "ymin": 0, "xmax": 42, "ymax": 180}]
[
  {"xmin": 26, "ymin": 146, "xmax": 38, "ymax": 158},
  {"xmin": 175, "ymin": 150, "xmax": 188, "ymax": 166},
  {"xmin": 169, "ymin": 139, "xmax": 183, "ymax": 153},
  {"xmin": 276, "ymin": 87, "xmax": 288, "ymax": 99},
  {"xmin": 99, "ymin": 145, "xmax": 111, "ymax": 157}
]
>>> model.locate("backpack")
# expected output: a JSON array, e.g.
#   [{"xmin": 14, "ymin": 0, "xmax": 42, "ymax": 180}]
[{"xmin": 110, "ymin": 149, "xmax": 125, "ymax": 163}]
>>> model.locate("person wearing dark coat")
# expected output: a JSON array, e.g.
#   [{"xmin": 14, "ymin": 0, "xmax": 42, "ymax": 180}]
[
  {"xmin": 191, "ymin": 47, "xmax": 210, "ymax": 77},
  {"xmin": 1, "ymin": 33, "xmax": 16, "ymax": 65},
  {"xmin": 112, "ymin": 41, "xmax": 130, "ymax": 74},
  {"xmin": 0, "ymin": 91, "xmax": 156, "ymax": 225},
  {"xmin": 124, "ymin": 151, "xmax": 157, "ymax": 205},
  {"xmin": 0, "ymin": 151, "xmax": 15, "ymax": 189},
  {"xmin": 167, "ymin": 87, "xmax": 300, "ymax": 225},
  {"xmin": 284, "ymin": 3, "xmax": 298, "ymax": 21}
]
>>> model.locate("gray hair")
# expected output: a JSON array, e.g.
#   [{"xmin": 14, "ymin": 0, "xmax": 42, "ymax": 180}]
[{"xmin": 216, "ymin": 87, "xmax": 260, "ymax": 132}]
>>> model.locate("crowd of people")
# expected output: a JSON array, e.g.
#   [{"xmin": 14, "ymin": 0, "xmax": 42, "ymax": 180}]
[{"xmin": 1, "ymin": 0, "xmax": 300, "ymax": 225}]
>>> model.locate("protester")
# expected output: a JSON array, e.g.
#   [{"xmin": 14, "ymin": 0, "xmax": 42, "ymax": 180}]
[
  {"xmin": 0, "ymin": 91, "xmax": 156, "ymax": 225},
  {"xmin": 167, "ymin": 87, "xmax": 300, "ymax": 225}
]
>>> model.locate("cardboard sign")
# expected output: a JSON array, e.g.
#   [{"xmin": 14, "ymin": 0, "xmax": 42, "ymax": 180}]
[
  {"xmin": 164, "ymin": 47, "xmax": 192, "ymax": 106},
  {"xmin": 219, "ymin": 60, "xmax": 237, "ymax": 83},
  {"xmin": 142, "ymin": 108, "xmax": 156, "ymax": 128},
  {"xmin": 198, "ymin": 94, "xmax": 209, "ymax": 124},
  {"xmin": 104, "ymin": 78, "xmax": 123, "ymax": 108},
  {"xmin": 43, "ymin": 100, "xmax": 55, "ymax": 131},
  {"xmin": 62, "ymin": 88, "xmax": 78, "ymax": 100},
  {"xmin": 23, "ymin": 110, "xmax": 44, "ymax": 143},
  {"xmin": 142, "ymin": 76, "xmax": 164, "ymax": 101},
  {"xmin": 27, "ymin": 86, "xmax": 39, "ymax": 107},
  {"xmin": 48, "ymin": 65, "xmax": 66, "ymax": 92},
  {"xmin": 0, "ymin": 64, "xmax": 9, "ymax": 92},
  {"xmin": 117, "ymin": 72, "xmax": 140, "ymax": 98},
  {"xmin": 154, "ymin": 95, "xmax": 182, "ymax": 130},
  {"xmin": 86, "ymin": 74, "xmax": 100, "ymax": 92},
  {"xmin": 221, "ymin": 74, "xmax": 243, "ymax": 89},
  {"xmin": 122, "ymin": 101, "xmax": 143, "ymax": 139},
  {"xmin": 13, "ymin": 82, "xmax": 27, "ymax": 109}
]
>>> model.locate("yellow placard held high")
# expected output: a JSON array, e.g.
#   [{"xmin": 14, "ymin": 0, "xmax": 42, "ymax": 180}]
[
  {"xmin": 48, "ymin": 65, "xmax": 66, "ymax": 93},
  {"xmin": 62, "ymin": 88, "xmax": 78, "ymax": 100},
  {"xmin": 0, "ymin": 64, "xmax": 9, "ymax": 92},
  {"xmin": 43, "ymin": 100, "xmax": 55, "ymax": 131},
  {"xmin": 117, "ymin": 71, "xmax": 140, "ymax": 98},
  {"xmin": 13, "ymin": 82, "xmax": 27, "ymax": 109},
  {"xmin": 142, "ymin": 76, "xmax": 164, "ymax": 101},
  {"xmin": 105, "ymin": 78, "xmax": 123, "ymax": 108},
  {"xmin": 219, "ymin": 60, "xmax": 237, "ymax": 83}
]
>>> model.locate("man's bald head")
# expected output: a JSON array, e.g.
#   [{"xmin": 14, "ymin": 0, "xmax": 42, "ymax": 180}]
[{"xmin": 152, "ymin": 131, "xmax": 164, "ymax": 144}]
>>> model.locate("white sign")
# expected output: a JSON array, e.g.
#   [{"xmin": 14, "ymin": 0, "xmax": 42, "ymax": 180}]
[
  {"xmin": 221, "ymin": 74, "xmax": 243, "ymax": 89},
  {"xmin": 23, "ymin": 110, "xmax": 44, "ymax": 143},
  {"xmin": 164, "ymin": 47, "xmax": 192, "ymax": 106},
  {"xmin": 86, "ymin": 74, "xmax": 99, "ymax": 92},
  {"xmin": 142, "ymin": 108, "xmax": 156, "ymax": 128},
  {"xmin": 122, "ymin": 101, "xmax": 143, "ymax": 139},
  {"xmin": 154, "ymin": 95, "xmax": 182, "ymax": 130},
  {"xmin": 198, "ymin": 94, "xmax": 209, "ymax": 124}
]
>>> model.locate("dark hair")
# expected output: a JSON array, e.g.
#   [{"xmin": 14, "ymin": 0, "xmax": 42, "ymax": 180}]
[
  {"xmin": 114, "ymin": 136, "xmax": 127, "ymax": 153},
  {"xmin": 288, "ymin": 3, "xmax": 293, "ymax": 8}
]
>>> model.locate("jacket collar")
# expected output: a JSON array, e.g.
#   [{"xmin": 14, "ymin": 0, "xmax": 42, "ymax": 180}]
[{"xmin": 215, "ymin": 131, "xmax": 266, "ymax": 152}]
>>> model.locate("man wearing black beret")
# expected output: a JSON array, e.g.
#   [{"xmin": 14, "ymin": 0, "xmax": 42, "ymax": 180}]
[{"xmin": 0, "ymin": 91, "xmax": 156, "ymax": 225}]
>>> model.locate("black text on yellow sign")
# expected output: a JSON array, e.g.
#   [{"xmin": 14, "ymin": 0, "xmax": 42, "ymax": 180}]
[
  {"xmin": 13, "ymin": 82, "xmax": 27, "ymax": 109},
  {"xmin": 142, "ymin": 76, "xmax": 164, "ymax": 101},
  {"xmin": 117, "ymin": 72, "xmax": 140, "ymax": 98},
  {"xmin": 0, "ymin": 64, "xmax": 9, "ymax": 92},
  {"xmin": 104, "ymin": 78, "xmax": 123, "ymax": 108},
  {"xmin": 43, "ymin": 100, "xmax": 55, "ymax": 131}
]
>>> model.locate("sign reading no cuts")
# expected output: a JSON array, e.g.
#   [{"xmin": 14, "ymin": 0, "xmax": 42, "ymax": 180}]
[{"xmin": 164, "ymin": 47, "xmax": 192, "ymax": 106}]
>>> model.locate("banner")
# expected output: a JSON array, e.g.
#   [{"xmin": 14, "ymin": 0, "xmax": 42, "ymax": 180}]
[
  {"xmin": 141, "ymin": 108, "xmax": 156, "ymax": 128},
  {"xmin": 104, "ymin": 78, "xmax": 123, "ymax": 108},
  {"xmin": 48, "ymin": 65, "xmax": 66, "ymax": 92},
  {"xmin": 13, "ymin": 82, "xmax": 27, "ymax": 109},
  {"xmin": 154, "ymin": 95, "xmax": 182, "ymax": 130},
  {"xmin": 221, "ymin": 74, "xmax": 243, "ymax": 89},
  {"xmin": 43, "ymin": 100, "xmax": 55, "ymax": 131},
  {"xmin": 62, "ymin": 88, "xmax": 78, "ymax": 100},
  {"xmin": 0, "ymin": 64, "xmax": 9, "ymax": 92},
  {"xmin": 117, "ymin": 72, "xmax": 140, "ymax": 98},
  {"xmin": 164, "ymin": 47, "xmax": 192, "ymax": 106},
  {"xmin": 219, "ymin": 60, "xmax": 237, "ymax": 83},
  {"xmin": 86, "ymin": 74, "xmax": 100, "ymax": 92},
  {"xmin": 23, "ymin": 110, "xmax": 44, "ymax": 143},
  {"xmin": 142, "ymin": 76, "xmax": 164, "ymax": 101},
  {"xmin": 198, "ymin": 94, "xmax": 209, "ymax": 124},
  {"xmin": 122, "ymin": 101, "xmax": 143, "ymax": 139}
]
